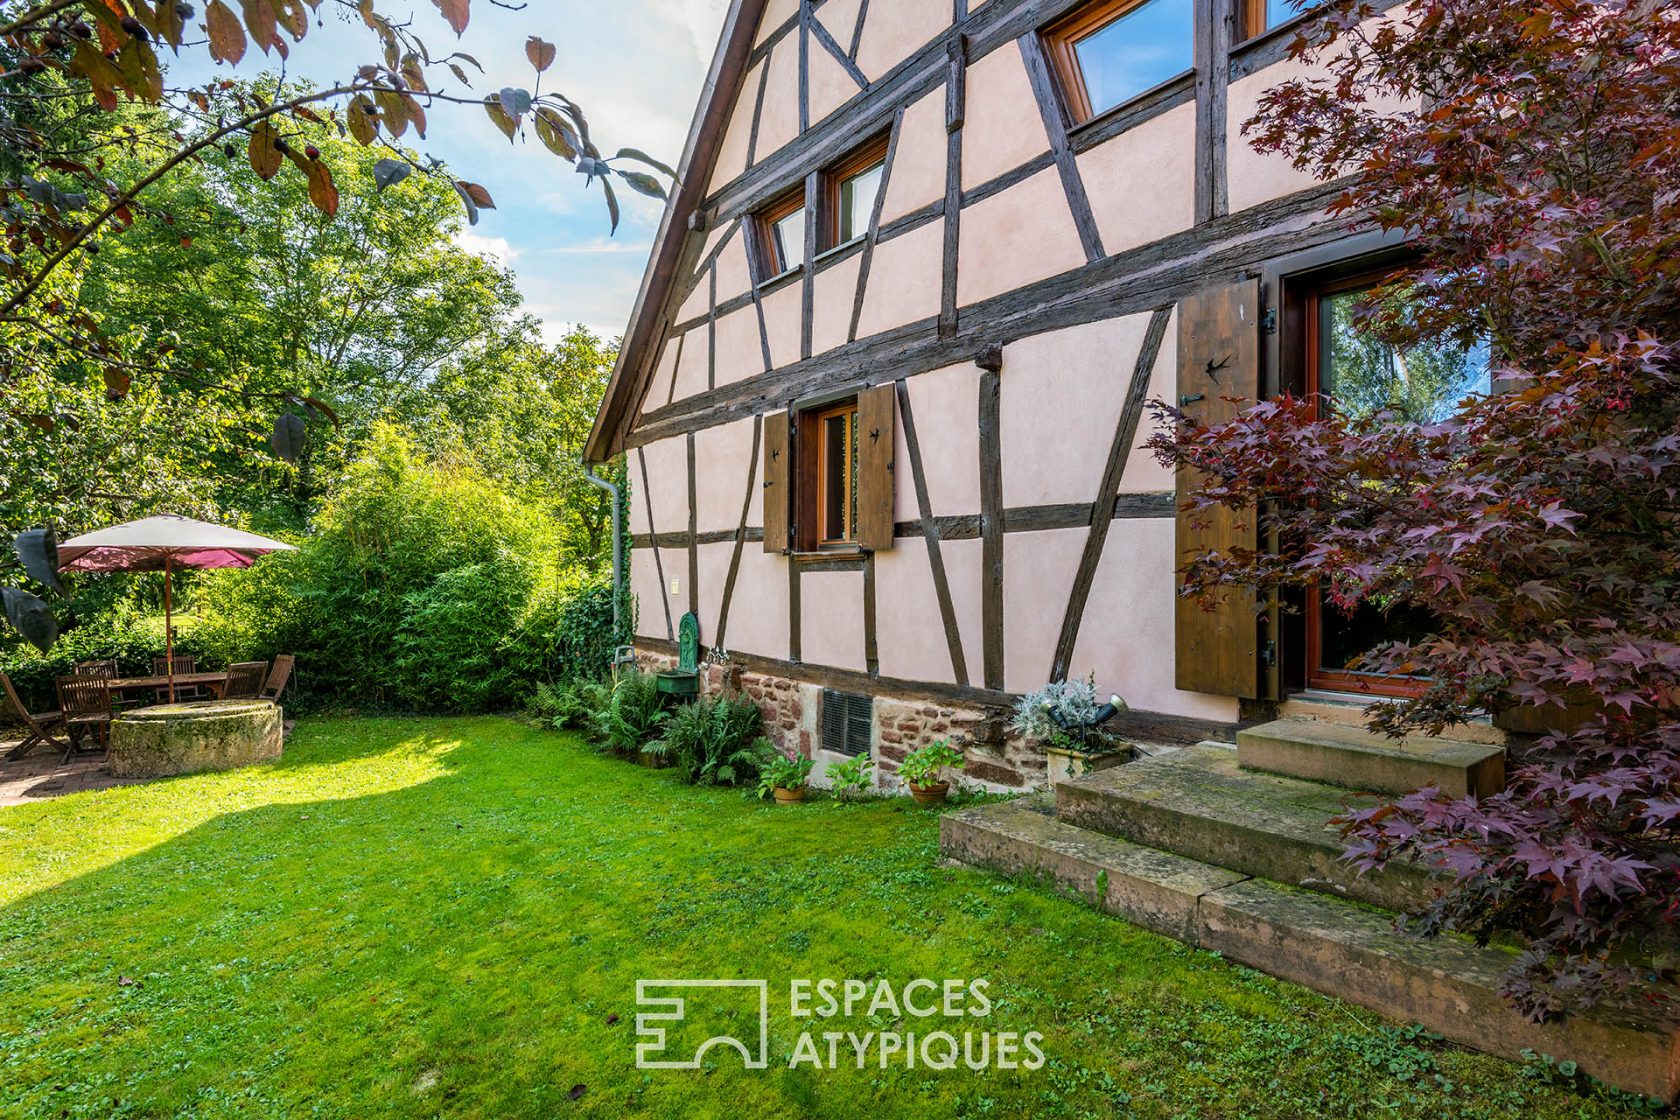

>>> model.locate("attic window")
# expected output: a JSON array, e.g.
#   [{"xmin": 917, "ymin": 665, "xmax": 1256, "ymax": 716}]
[
  {"xmin": 1238, "ymin": 0, "xmax": 1290, "ymax": 40},
  {"xmin": 824, "ymin": 136, "xmax": 889, "ymax": 250},
  {"xmin": 1043, "ymin": 0, "xmax": 1195, "ymax": 126},
  {"xmin": 821, "ymin": 689, "xmax": 873, "ymax": 757},
  {"xmin": 755, "ymin": 187, "xmax": 807, "ymax": 281}
]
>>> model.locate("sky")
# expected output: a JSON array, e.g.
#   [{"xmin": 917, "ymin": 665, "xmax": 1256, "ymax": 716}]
[{"xmin": 171, "ymin": 0, "xmax": 733, "ymax": 341}]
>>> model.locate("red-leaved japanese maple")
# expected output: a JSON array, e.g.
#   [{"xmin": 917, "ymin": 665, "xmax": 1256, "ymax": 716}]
[{"xmin": 1149, "ymin": 0, "xmax": 1680, "ymax": 1017}]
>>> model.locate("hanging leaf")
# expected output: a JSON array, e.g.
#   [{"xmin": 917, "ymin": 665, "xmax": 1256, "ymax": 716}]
[
  {"xmin": 248, "ymin": 119, "xmax": 283, "ymax": 180},
  {"xmin": 240, "ymin": 0, "xmax": 280, "ymax": 54},
  {"xmin": 348, "ymin": 94, "xmax": 379, "ymax": 145},
  {"xmin": 301, "ymin": 397, "xmax": 342, "ymax": 426},
  {"xmin": 293, "ymin": 156, "xmax": 339, "ymax": 216},
  {"xmin": 14, "ymin": 529, "xmax": 64, "ymax": 596},
  {"xmin": 453, "ymin": 181, "xmax": 480, "ymax": 225},
  {"xmin": 534, "ymin": 107, "xmax": 578, "ymax": 161},
  {"xmin": 271, "ymin": 412, "xmax": 305, "ymax": 462},
  {"xmin": 103, "ymin": 368, "xmax": 131, "ymax": 400},
  {"xmin": 204, "ymin": 0, "xmax": 248, "ymax": 64},
  {"xmin": 600, "ymin": 176, "xmax": 621, "ymax": 235},
  {"xmin": 483, "ymin": 96, "xmax": 517, "ymax": 142},
  {"xmin": 373, "ymin": 159, "xmax": 412, "ymax": 191},
  {"xmin": 614, "ymin": 148, "xmax": 678, "ymax": 179},
  {"xmin": 456, "ymin": 181, "xmax": 495, "ymax": 210},
  {"xmin": 526, "ymin": 36, "xmax": 557, "ymax": 73},
  {"xmin": 1, "ymin": 587, "xmax": 58, "ymax": 654},
  {"xmin": 497, "ymin": 87, "xmax": 532, "ymax": 120},
  {"xmin": 375, "ymin": 87, "xmax": 410, "ymax": 138},
  {"xmin": 432, "ymin": 0, "xmax": 470, "ymax": 35}
]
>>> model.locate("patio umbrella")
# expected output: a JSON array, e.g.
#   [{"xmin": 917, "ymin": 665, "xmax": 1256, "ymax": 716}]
[{"xmin": 57, "ymin": 515, "xmax": 296, "ymax": 703}]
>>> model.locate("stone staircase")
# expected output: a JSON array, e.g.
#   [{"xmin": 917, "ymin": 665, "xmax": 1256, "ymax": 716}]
[{"xmin": 940, "ymin": 717, "xmax": 1680, "ymax": 1102}]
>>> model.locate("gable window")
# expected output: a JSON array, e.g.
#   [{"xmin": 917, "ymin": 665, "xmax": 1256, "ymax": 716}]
[
  {"xmin": 755, "ymin": 186, "xmax": 807, "ymax": 282},
  {"xmin": 1043, "ymin": 0, "xmax": 1195, "ymax": 126},
  {"xmin": 825, "ymin": 137, "xmax": 889, "ymax": 250},
  {"xmin": 1238, "ymin": 0, "xmax": 1295, "ymax": 41}
]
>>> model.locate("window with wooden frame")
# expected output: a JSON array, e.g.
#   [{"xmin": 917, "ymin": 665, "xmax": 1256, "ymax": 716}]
[
  {"xmin": 761, "ymin": 386, "xmax": 897, "ymax": 556},
  {"xmin": 1237, "ymin": 0, "xmax": 1292, "ymax": 41},
  {"xmin": 753, "ymin": 185, "xmax": 807, "ymax": 282},
  {"xmin": 823, "ymin": 136, "xmax": 889, "ymax": 251},
  {"xmin": 821, "ymin": 689, "xmax": 873, "ymax": 756},
  {"xmin": 1042, "ymin": 0, "xmax": 1195, "ymax": 126}
]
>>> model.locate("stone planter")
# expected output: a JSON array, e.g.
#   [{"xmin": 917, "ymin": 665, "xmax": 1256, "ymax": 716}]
[
  {"xmin": 1046, "ymin": 741, "xmax": 1135, "ymax": 786},
  {"xmin": 110, "ymin": 700, "xmax": 282, "ymax": 779}
]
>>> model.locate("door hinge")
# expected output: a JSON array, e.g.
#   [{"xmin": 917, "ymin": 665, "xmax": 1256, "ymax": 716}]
[
  {"xmin": 1260, "ymin": 639, "xmax": 1277, "ymax": 669},
  {"xmin": 1261, "ymin": 308, "xmax": 1278, "ymax": 335}
]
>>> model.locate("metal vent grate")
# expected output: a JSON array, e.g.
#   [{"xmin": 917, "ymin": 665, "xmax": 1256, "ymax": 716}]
[{"xmin": 821, "ymin": 689, "xmax": 873, "ymax": 757}]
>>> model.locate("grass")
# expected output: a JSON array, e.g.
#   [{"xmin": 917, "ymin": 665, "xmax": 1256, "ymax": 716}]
[{"xmin": 0, "ymin": 716, "xmax": 1657, "ymax": 1119}]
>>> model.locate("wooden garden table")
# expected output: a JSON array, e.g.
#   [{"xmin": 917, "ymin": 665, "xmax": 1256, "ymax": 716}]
[{"xmin": 105, "ymin": 672, "xmax": 230, "ymax": 702}]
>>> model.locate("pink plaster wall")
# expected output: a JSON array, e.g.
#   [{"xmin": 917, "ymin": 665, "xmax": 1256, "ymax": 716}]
[
  {"xmin": 999, "ymin": 313, "xmax": 1156, "ymax": 509},
  {"xmin": 811, "ymin": 252, "xmax": 863, "ymax": 356},
  {"xmin": 854, "ymin": 217, "xmax": 944, "ymax": 338},
  {"xmin": 899, "ymin": 362, "xmax": 981, "ymax": 516},
  {"xmin": 693, "ymin": 416, "xmax": 758, "ymax": 533},
  {"xmin": 756, "ymin": 39, "xmax": 802, "ymax": 159},
  {"xmin": 675, "ymin": 274, "xmax": 710, "ymax": 330},
  {"xmin": 755, "ymin": 0, "xmax": 798, "ymax": 48},
  {"xmin": 638, "ymin": 436, "xmax": 689, "ymax": 538},
  {"xmin": 713, "ymin": 231, "xmax": 754, "ymax": 306},
  {"xmin": 1001, "ymin": 528, "xmax": 1086, "ymax": 693},
  {"xmin": 1119, "ymin": 317, "xmax": 1178, "ymax": 495},
  {"xmin": 962, "ymin": 47, "xmax": 1049, "ymax": 190},
  {"xmin": 957, "ymin": 167, "xmax": 1086, "ymax": 307},
  {"xmin": 874, "ymin": 538, "xmax": 959, "ymax": 684},
  {"xmin": 707, "ymin": 59, "xmax": 761, "ymax": 192},
  {"xmin": 1072, "ymin": 518, "xmax": 1240, "ymax": 722},
  {"xmin": 760, "ymin": 279, "xmax": 804, "ymax": 370},
  {"xmin": 669, "ymin": 326, "xmax": 710, "ymax": 404},
  {"xmin": 1078, "ymin": 102, "xmax": 1196, "ymax": 257},
  {"xmin": 800, "ymin": 569, "xmax": 867, "ymax": 673},
  {"xmin": 644, "ymin": 336, "xmax": 681, "ymax": 412},
  {"xmin": 1226, "ymin": 60, "xmax": 1320, "ymax": 213},
  {"xmin": 807, "ymin": 27, "xmax": 860, "ymax": 125},
  {"xmin": 721, "ymin": 548, "xmax": 789, "ymax": 659},
  {"xmin": 816, "ymin": 0, "xmax": 864, "ymax": 54},
  {"xmin": 941, "ymin": 536, "xmax": 987, "ymax": 686},
  {"xmin": 695, "ymin": 541, "xmax": 736, "ymax": 645},
  {"xmin": 713, "ymin": 305, "xmax": 766, "ymax": 385},
  {"xmin": 630, "ymin": 546, "xmax": 670, "ymax": 641},
  {"xmin": 854, "ymin": 0, "xmax": 950, "ymax": 84},
  {"xmin": 878, "ymin": 90, "xmax": 947, "ymax": 225}
]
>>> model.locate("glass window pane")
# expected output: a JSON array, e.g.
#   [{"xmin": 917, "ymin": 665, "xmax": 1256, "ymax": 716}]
[
  {"xmin": 824, "ymin": 413, "xmax": 847, "ymax": 540},
  {"xmin": 772, "ymin": 209, "xmax": 805, "ymax": 273},
  {"xmin": 1073, "ymin": 0, "xmax": 1194, "ymax": 116},
  {"xmin": 1321, "ymin": 288, "xmax": 1493, "ymax": 425},
  {"xmin": 839, "ymin": 162, "xmax": 884, "ymax": 244},
  {"xmin": 848, "ymin": 411, "xmax": 859, "ymax": 538}
]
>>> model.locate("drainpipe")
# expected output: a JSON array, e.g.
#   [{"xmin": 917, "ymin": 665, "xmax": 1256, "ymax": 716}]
[{"xmin": 583, "ymin": 462, "xmax": 628, "ymax": 658}]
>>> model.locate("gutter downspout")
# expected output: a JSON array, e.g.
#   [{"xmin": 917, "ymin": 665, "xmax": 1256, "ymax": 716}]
[{"xmin": 583, "ymin": 462, "xmax": 632, "ymax": 668}]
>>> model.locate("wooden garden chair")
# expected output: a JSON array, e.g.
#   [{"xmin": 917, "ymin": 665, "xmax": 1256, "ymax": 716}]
[
  {"xmin": 259, "ymin": 655, "xmax": 295, "ymax": 704},
  {"xmin": 153, "ymin": 655, "xmax": 205, "ymax": 702},
  {"xmin": 72, "ymin": 659, "xmax": 117, "ymax": 678},
  {"xmin": 221, "ymin": 661, "xmax": 269, "ymax": 701},
  {"xmin": 1, "ymin": 670, "xmax": 67, "ymax": 760},
  {"xmin": 55, "ymin": 675, "xmax": 113, "ymax": 761}
]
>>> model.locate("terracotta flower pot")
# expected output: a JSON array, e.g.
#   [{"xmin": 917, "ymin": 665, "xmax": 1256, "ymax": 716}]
[
  {"xmin": 773, "ymin": 785, "xmax": 807, "ymax": 804},
  {"xmin": 909, "ymin": 781, "xmax": 949, "ymax": 806}
]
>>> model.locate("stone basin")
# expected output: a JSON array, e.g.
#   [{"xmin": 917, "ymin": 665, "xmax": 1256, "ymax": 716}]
[{"xmin": 110, "ymin": 700, "xmax": 283, "ymax": 779}]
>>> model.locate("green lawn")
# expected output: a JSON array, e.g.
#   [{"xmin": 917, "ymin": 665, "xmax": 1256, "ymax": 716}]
[{"xmin": 0, "ymin": 717, "xmax": 1652, "ymax": 1119}]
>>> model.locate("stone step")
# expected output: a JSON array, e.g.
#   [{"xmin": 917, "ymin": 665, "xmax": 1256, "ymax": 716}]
[
  {"xmin": 1055, "ymin": 746, "xmax": 1437, "ymax": 911},
  {"xmin": 1237, "ymin": 717, "xmax": 1505, "ymax": 799},
  {"xmin": 940, "ymin": 799, "xmax": 1680, "ymax": 1103}
]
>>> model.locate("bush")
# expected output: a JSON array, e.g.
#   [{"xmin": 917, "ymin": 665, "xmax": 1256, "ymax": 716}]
[
  {"xmin": 591, "ymin": 671, "xmax": 663, "ymax": 754},
  {"xmin": 528, "ymin": 677, "xmax": 612, "ymax": 732},
  {"xmin": 651, "ymin": 695, "xmax": 774, "ymax": 786},
  {"xmin": 0, "ymin": 599, "xmax": 212, "ymax": 715}
]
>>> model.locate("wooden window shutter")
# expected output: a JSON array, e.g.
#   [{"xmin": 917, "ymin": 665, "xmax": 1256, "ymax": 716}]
[
  {"xmin": 856, "ymin": 384, "xmax": 897, "ymax": 551},
  {"xmin": 763, "ymin": 411, "xmax": 791, "ymax": 553},
  {"xmin": 1174, "ymin": 280, "xmax": 1262, "ymax": 698}
]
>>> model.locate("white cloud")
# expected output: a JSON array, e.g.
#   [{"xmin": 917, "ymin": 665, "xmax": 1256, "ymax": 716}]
[
  {"xmin": 454, "ymin": 230, "xmax": 521, "ymax": 267},
  {"xmin": 675, "ymin": 0, "xmax": 732, "ymax": 65}
]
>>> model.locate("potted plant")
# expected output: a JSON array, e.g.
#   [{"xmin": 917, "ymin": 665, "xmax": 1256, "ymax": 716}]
[
  {"xmin": 897, "ymin": 739, "xmax": 964, "ymax": 806},
  {"xmin": 1012, "ymin": 675, "xmax": 1135, "ymax": 785},
  {"xmin": 758, "ymin": 753, "xmax": 815, "ymax": 804}
]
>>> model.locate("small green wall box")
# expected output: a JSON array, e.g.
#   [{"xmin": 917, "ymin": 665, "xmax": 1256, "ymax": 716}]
[{"xmin": 657, "ymin": 613, "xmax": 703, "ymax": 700}]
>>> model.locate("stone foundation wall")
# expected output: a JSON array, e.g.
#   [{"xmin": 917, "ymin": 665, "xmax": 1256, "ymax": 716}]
[{"xmin": 630, "ymin": 645, "xmax": 1045, "ymax": 791}]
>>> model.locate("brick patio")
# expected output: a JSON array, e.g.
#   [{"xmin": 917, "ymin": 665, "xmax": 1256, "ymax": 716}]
[{"xmin": 0, "ymin": 738, "xmax": 142, "ymax": 807}]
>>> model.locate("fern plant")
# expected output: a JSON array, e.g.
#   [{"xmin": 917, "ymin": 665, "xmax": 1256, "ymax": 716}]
[
  {"xmin": 652, "ymin": 695, "xmax": 775, "ymax": 786},
  {"xmin": 591, "ymin": 671, "xmax": 663, "ymax": 754}
]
